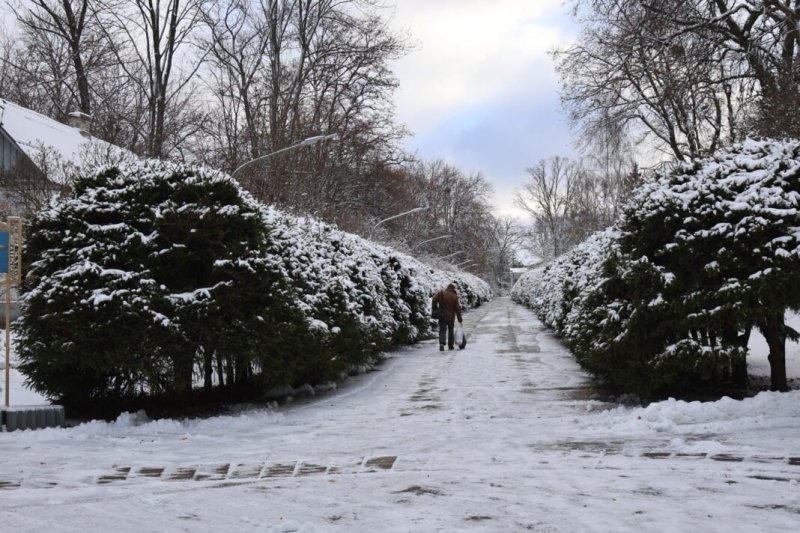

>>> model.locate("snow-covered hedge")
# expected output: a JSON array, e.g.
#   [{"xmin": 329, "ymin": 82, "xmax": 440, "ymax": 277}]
[
  {"xmin": 258, "ymin": 208, "xmax": 491, "ymax": 383},
  {"xmin": 512, "ymin": 228, "xmax": 618, "ymax": 332},
  {"xmin": 15, "ymin": 160, "xmax": 491, "ymax": 407},
  {"xmin": 512, "ymin": 139, "xmax": 800, "ymax": 394}
]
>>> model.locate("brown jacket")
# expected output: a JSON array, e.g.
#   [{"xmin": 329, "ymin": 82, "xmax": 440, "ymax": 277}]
[{"xmin": 432, "ymin": 284, "xmax": 463, "ymax": 323}]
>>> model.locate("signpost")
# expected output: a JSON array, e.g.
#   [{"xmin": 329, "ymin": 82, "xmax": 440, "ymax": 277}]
[
  {"xmin": 1, "ymin": 217, "xmax": 23, "ymax": 407},
  {"xmin": 0, "ymin": 217, "xmax": 65, "ymax": 430}
]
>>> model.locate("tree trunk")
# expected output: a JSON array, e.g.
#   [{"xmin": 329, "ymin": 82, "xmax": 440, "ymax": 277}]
[
  {"xmin": 226, "ymin": 357, "xmax": 234, "ymax": 388},
  {"xmin": 203, "ymin": 347, "xmax": 213, "ymax": 392},
  {"xmin": 758, "ymin": 314, "xmax": 789, "ymax": 392},
  {"xmin": 722, "ymin": 323, "xmax": 750, "ymax": 390},
  {"xmin": 235, "ymin": 357, "xmax": 248, "ymax": 385},
  {"xmin": 62, "ymin": 0, "xmax": 92, "ymax": 115},
  {"xmin": 732, "ymin": 326, "xmax": 751, "ymax": 390},
  {"xmin": 172, "ymin": 352, "xmax": 195, "ymax": 394}
]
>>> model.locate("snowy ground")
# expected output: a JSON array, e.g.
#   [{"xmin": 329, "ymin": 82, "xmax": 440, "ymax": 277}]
[{"xmin": 1, "ymin": 298, "xmax": 799, "ymax": 532}]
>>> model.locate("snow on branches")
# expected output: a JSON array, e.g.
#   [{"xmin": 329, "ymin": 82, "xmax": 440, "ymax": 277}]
[
  {"xmin": 513, "ymin": 139, "xmax": 800, "ymax": 394},
  {"xmin": 15, "ymin": 159, "xmax": 492, "ymax": 406}
]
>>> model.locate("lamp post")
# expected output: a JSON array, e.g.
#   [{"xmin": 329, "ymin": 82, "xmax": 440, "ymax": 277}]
[
  {"xmin": 230, "ymin": 133, "xmax": 339, "ymax": 181},
  {"xmin": 438, "ymin": 251, "xmax": 463, "ymax": 261},
  {"xmin": 411, "ymin": 234, "xmax": 451, "ymax": 250},
  {"xmin": 370, "ymin": 207, "xmax": 427, "ymax": 238}
]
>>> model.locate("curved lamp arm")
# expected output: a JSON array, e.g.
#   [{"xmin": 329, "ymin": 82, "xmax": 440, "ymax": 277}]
[
  {"xmin": 370, "ymin": 207, "xmax": 428, "ymax": 238},
  {"xmin": 230, "ymin": 133, "xmax": 339, "ymax": 180},
  {"xmin": 411, "ymin": 234, "xmax": 451, "ymax": 250},
  {"xmin": 438, "ymin": 251, "xmax": 464, "ymax": 261}
]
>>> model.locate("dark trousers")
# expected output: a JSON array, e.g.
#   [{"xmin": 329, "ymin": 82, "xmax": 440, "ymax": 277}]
[{"xmin": 439, "ymin": 319, "xmax": 455, "ymax": 348}]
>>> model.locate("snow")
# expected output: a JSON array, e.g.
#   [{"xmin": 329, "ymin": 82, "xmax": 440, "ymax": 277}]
[
  {"xmin": 0, "ymin": 99, "xmax": 88, "ymax": 167},
  {"xmin": 1, "ymin": 298, "xmax": 799, "ymax": 532},
  {"xmin": 0, "ymin": 99, "xmax": 136, "ymax": 183}
]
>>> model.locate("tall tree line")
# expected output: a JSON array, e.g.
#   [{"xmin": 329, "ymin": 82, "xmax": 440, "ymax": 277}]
[
  {"xmin": 520, "ymin": 0, "xmax": 800, "ymax": 264},
  {"xmin": 1, "ymin": 0, "xmax": 408, "ymax": 219},
  {"xmin": 0, "ymin": 1, "xmax": 512, "ymax": 285},
  {"xmin": 554, "ymin": 0, "xmax": 800, "ymax": 162},
  {"xmin": 365, "ymin": 158, "xmax": 510, "ymax": 286}
]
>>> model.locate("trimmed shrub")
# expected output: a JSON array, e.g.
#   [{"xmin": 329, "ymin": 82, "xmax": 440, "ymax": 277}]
[
  {"xmin": 16, "ymin": 162, "xmax": 306, "ymax": 407},
  {"xmin": 513, "ymin": 139, "xmax": 800, "ymax": 394},
  {"xmin": 16, "ymin": 159, "xmax": 493, "ymax": 410}
]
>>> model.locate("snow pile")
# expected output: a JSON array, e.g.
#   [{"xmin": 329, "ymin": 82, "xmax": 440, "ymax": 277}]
[{"xmin": 587, "ymin": 390, "xmax": 800, "ymax": 438}]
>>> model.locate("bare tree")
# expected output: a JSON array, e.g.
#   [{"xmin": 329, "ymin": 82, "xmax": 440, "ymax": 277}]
[
  {"xmin": 6, "ymin": 0, "xmax": 129, "ymax": 136},
  {"xmin": 554, "ymin": 0, "xmax": 749, "ymax": 162},
  {"xmin": 560, "ymin": 0, "xmax": 800, "ymax": 156},
  {"xmin": 0, "ymin": 0, "xmax": 412, "ymax": 235},
  {"xmin": 200, "ymin": 0, "xmax": 273, "ymax": 169},
  {"xmin": 515, "ymin": 152, "xmax": 643, "ymax": 262},
  {"xmin": 98, "ymin": 0, "xmax": 207, "ymax": 158},
  {"xmin": 3, "ymin": 1, "xmax": 156, "ymax": 154},
  {"xmin": 399, "ymin": 158, "xmax": 495, "ymax": 275},
  {"xmin": 11, "ymin": 1, "xmax": 93, "ymax": 116},
  {"xmin": 0, "ymin": 25, "xmax": 34, "ymax": 105},
  {"xmin": 88, "ymin": 58, "xmax": 152, "ymax": 153},
  {"xmin": 200, "ymin": 0, "xmax": 409, "ymax": 223},
  {"xmin": 646, "ymin": 0, "xmax": 800, "ymax": 139},
  {"xmin": 485, "ymin": 216, "xmax": 522, "ymax": 292},
  {"xmin": 3, "ymin": 3, "xmax": 77, "ymax": 119},
  {"xmin": 515, "ymin": 157, "xmax": 587, "ymax": 261}
]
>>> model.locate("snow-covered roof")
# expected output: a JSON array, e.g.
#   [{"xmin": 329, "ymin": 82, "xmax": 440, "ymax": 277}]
[
  {"xmin": 0, "ymin": 99, "xmax": 90, "ymax": 163},
  {"xmin": 0, "ymin": 99, "xmax": 135, "ymax": 183}
]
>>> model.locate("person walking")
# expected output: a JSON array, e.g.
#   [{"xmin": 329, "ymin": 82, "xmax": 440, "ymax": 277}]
[{"xmin": 432, "ymin": 283, "xmax": 463, "ymax": 351}]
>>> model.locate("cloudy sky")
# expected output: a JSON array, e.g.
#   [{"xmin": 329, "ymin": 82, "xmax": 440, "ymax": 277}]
[{"xmin": 389, "ymin": 0, "xmax": 580, "ymax": 217}]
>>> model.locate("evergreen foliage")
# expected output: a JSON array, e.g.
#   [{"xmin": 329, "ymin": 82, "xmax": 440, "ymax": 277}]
[
  {"xmin": 513, "ymin": 139, "xmax": 800, "ymax": 394},
  {"xmin": 16, "ymin": 160, "xmax": 493, "ymax": 410}
]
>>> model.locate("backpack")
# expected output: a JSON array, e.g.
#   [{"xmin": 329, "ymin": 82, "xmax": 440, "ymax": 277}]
[{"xmin": 431, "ymin": 291, "xmax": 443, "ymax": 319}]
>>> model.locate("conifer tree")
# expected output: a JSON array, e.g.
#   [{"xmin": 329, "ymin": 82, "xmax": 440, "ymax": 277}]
[
  {"xmin": 569, "ymin": 140, "xmax": 800, "ymax": 393},
  {"xmin": 16, "ymin": 161, "xmax": 308, "ymax": 405}
]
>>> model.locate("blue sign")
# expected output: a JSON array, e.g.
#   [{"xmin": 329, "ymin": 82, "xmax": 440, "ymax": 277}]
[{"xmin": 0, "ymin": 231, "xmax": 7, "ymax": 274}]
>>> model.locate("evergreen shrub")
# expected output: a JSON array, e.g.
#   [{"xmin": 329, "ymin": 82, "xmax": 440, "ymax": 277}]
[
  {"xmin": 16, "ymin": 160, "xmax": 493, "ymax": 409},
  {"xmin": 513, "ymin": 139, "xmax": 800, "ymax": 394}
]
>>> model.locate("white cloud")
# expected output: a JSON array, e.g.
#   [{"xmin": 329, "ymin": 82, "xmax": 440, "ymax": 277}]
[
  {"xmin": 388, "ymin": 0, "xmax": 580, "ymax": 216},
  {"xmin": 391, "ymin": 0, "xmax": 570, "ymax": 131}
]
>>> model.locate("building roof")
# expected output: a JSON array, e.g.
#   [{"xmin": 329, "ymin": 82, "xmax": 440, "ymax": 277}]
[{"xmin": 0, "ymin": 99, "xmax": 135, "ymax": 183}]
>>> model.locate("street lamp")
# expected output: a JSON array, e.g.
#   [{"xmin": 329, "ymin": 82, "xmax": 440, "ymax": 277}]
[
  {"xmin": 230, "ymin": 133, "xmax": 339, "ymax": 181},
  {"xmin": 438, "ymin": 251, "xmax": 464, "ymax": 261},
  {"xmin": 411, "ymin": 234, "xmax": 451, "ymax": 250},
  {"xmin": 370, "ymin": 207, "xmax": 428, "ymax": 238}
]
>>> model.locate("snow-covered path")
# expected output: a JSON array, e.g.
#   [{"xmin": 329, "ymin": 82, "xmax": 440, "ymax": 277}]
[{"xmin": 1, "ymin": 298, "xmax": 799, "ymax": 532}]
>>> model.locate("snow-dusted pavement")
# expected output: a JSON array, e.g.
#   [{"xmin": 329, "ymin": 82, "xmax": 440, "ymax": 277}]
[{"xmin": 1, "ymin": 297, "xmax": 799, "ymax": 532}]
